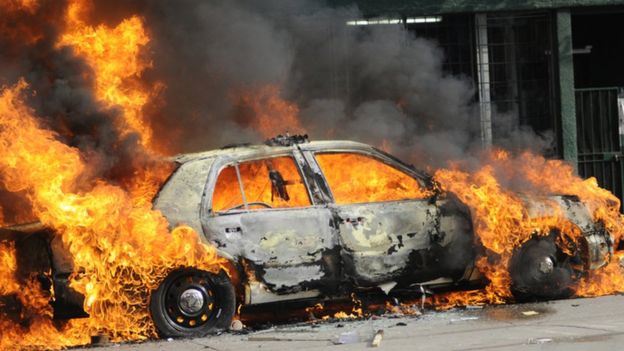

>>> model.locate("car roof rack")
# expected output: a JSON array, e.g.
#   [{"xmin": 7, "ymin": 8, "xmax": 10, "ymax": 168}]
[{"xmin": 265, "ymin": 133, "xmax": 309, "ymax": 147}]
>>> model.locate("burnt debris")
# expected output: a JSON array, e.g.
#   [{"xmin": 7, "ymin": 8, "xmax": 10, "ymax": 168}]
[{"xmin": 265, "ymin": 134, "xmax": 309, "ymax": 147}]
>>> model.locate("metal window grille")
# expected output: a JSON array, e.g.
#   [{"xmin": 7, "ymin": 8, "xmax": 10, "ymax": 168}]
[
  {"xmin": 478, "ymin": 12, "xmax": 558, "ymax": 151},
  {"xmin": 576, "ymin": 87, "xmax": 624, "ymax": 208},
  {"xmin": 405, "ymin": 14, "xmax": 476, "ymax": 81}
]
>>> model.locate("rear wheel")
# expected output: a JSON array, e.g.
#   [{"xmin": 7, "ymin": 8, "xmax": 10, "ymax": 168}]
[
  {"xmin": 150, "ymin": 268, "xmax": 235, "ymax": 338},
  {"xmin": 509, "ymin": 234, "xmax": 581, "ymax": 300}
]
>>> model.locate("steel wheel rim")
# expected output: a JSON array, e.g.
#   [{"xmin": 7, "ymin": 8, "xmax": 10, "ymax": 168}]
[{"xmin": 161, "ymin": 271, "xmax": 216, "ymax": 330}]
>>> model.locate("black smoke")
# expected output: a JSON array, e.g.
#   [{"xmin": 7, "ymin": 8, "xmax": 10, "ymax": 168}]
[
  {"xmin": 0, "ymin": 0, "xmax": 555, "ymax": 219},
  {"xmin": 83, "ymin": 0, "xmax": 484, "ymax": 166}
]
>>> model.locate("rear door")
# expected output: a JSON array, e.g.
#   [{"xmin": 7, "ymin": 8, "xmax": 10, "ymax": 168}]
[
  {"xmin": 305, "ymin": 150, "xmax": 441, "ymax": 285},
  {"xmin": 202, "ymin": 152, "xmax": 338, "ymax": 292}
]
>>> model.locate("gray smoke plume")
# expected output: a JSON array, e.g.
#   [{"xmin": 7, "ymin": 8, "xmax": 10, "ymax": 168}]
[
  {"xmin": 0, "ymin": 0, "xmax": 555, "ymax": 188},
  {"xmin": 99, "ymin": 0, "xmax": 483, "ymax": 167},
  {"xmin": 80, "ymin": 0, "xmax": 554, "ymax": 169}
]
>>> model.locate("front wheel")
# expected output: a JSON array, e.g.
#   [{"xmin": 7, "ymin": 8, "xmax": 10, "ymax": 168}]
[
  {"xmin": 509, "ymin": 235, "xmax": 581, "ymax": 300},
  {"xmin": 150, "ymin": 268, "xmax": 236, "ymax": 338}
]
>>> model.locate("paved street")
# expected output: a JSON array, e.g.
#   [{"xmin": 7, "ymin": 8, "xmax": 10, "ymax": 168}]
[{"xmin": 77, "ymin": 294, "xmax": 624, "ymax": 351}]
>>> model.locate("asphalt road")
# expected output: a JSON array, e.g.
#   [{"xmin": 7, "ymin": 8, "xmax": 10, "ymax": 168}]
[{"xmin": 78, "ymin": 294, "xmax": 624, "ymax": 351}]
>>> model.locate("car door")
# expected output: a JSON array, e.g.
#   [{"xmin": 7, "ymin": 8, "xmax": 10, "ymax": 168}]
[
  {"xmin": 201, "ymin": 152, "xmax": 339, "ymax": 292},
  {"xmin": 306, "ymin": 150, "xmax": 442, "ymax": 285}
]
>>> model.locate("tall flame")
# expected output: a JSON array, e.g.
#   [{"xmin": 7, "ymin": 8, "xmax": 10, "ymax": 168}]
[
  {"xmin": 0, "ymin": 79, "xmax": 227, "ymax": 348},
  {"xmin": 58, "ymin": 0, "xmax": 163, "ymax": 153},
  {"xmin": 0, "ymin": 0, "xmax": 228, "ymax": 347}
]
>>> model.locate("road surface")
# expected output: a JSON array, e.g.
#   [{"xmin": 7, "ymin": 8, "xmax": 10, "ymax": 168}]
[{"xmin": 77, "ymin": 294, "xmax": 624, "ymax": 350}]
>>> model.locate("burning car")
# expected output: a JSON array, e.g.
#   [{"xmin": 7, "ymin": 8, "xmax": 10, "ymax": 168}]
[{"xmin": 1, "ymin": 135, "xmax": 618, "ymax": 338}]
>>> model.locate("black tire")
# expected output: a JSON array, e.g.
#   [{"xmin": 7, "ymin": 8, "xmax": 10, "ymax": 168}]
[
  {"xmin": 509, "ymin": 235, "xmax": 578, "ymax": 300},
  {"xmin": 150, "ymin": 268, "xmax": 235, "ymax": 338}
]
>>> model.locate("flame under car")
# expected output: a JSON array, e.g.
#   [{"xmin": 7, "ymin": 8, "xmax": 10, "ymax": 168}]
[{"xmin": 1, "ymin": 137, "xmax": 617, "ymax": 338}]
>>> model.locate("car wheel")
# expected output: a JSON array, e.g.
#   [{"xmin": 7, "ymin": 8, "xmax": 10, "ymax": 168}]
[
  {"xmin": 509, "ymin": 235, "xmax": 579, "ymax": 300},
  {"xmin": 150, "ymin": 268, "xmax": 235, "ymax": 338}
]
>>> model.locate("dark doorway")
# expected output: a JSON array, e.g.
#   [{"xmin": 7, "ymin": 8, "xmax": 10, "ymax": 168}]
[{"xmin": 573, "ymin": 12, "xmax": 624, "ymax": 88}]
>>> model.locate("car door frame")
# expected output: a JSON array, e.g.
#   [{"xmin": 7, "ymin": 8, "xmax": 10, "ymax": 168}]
[
  {"xmin": 199, "ymin": 149, "xmax": 341, "ymax": 293},
  {"xmin": 298, "ymin": 144, "xmax": 444, "ymax": 286}
]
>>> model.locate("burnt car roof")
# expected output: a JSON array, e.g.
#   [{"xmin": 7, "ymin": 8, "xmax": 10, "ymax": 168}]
[{"xmin": 172, "ymin": 140, "xmax": 376, "ymax": 164}]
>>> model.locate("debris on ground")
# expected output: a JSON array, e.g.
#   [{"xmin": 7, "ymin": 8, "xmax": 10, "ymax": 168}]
[
  {"xmin": 521, "ymin": 310, "xmax": 539, "ymax": 316},
  {"xmin": 527, "ymin": 337, "xmax": 553, "ymax": 344},
  {"xmin": 335, "ymin": 331, "xmax": 360, "ymax": 344},
  {"xmin": 247, "ymin": 336, "xmax": 331, "ymax": 342},
  {"xmin": 371, "ymin": 330, "xmax": 384, "ymax": 347},
  {"xmin": 230, "ymin": 319, "xmax": 245, "ymax": 331},
  {"xmin": 449, "ymin": 316, "xmax": 479, "ymax": 323}
]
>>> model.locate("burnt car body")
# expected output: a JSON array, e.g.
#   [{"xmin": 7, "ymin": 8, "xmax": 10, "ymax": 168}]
[
  {"xmin": 154, "ymin": 138, "xmax": 478, "ymax": 302},
  {"xmin": 149, "ymin": 137, "xmax": 613, "ymax": 329},
  {"xmin": 0, "ymin": 136, "xmax": 616, "ymax": 337}
]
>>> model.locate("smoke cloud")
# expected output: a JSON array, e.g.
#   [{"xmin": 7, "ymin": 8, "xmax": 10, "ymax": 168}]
[
  {"xmin": 0, "ymin": 0, "xmax": 555, "ymax": 197},
  {"xmin": 72, "ymin": 0, "xmax": 478, "ymax": 165}
]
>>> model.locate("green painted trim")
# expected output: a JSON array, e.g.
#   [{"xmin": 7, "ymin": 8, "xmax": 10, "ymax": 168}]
[
  {"xmin": 557, "ymin": 9, "xmax": 578, "ymax": 169},
  {"xmin": 330, "ymin": 0, "xmax": 624, "ymax": 16}
]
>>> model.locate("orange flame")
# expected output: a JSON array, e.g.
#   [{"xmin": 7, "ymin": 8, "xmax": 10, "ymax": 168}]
[
  {"xmin": 0, "ymin": 0, "xmax": 46, "ymax": 44},
  {"xmin": 2, "ymin": 1, "xmax": 624, "ymax": 348},
  {"xmin": 316, "ymin": 153, "xmax": 432, "ymax": 204},
  {"xmin": 0, "ymin": 239, "xmax": 78, "ymax": 350},
  {"xmin": 212, "ymin": 156, "xmax": 311, "ymax": 212},
  {"xmin": 0, "ymin": 241, "xmax": 19, "ymax": 296},
  {"xmin": 432, "ymin": 149, "xmax": 624, "ymax": 307},
  {"xmin": 238, "ymin": 85, "xmax": 305, "ymax": 138},
  {"xmin": 0, "ymin": 79, "xmax": 228, "ymax": 349},
  {"xmin": 305, "ymin": 293, "xmax": 364, "ymax": 321},
  {"xmin": 1, "ymin": 0, "xmax": 38, "ymax": 13},
  {"xmin": 58, "ymin": 0, "xmax": 164, "ymax": 153},
  {"xmin": 1, "ymin": 2, "xmax": 216, "ymax": 347}
]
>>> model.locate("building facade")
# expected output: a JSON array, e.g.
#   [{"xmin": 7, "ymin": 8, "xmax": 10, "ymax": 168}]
[{"xmin": 333, "ymin": 0, "xmax": 624, "ymax": 207}]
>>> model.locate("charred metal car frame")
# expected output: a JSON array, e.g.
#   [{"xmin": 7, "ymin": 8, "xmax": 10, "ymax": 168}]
[{"xmin": 0, "ymin": 135, "xmax": 617, "ymax": 337}]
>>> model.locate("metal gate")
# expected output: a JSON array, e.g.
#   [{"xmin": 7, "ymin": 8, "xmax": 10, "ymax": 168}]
[{"xmin": 575, "ymin": 87, "xmax": 624, "ymax": 209}]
